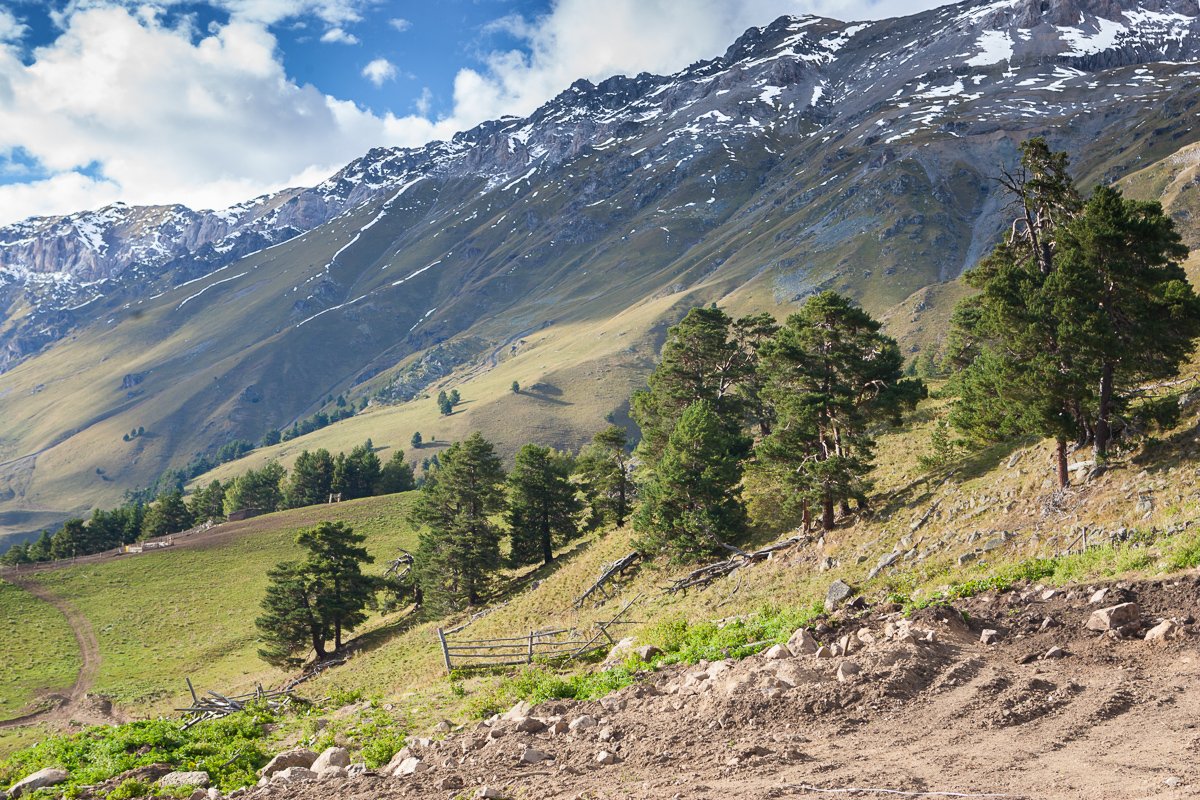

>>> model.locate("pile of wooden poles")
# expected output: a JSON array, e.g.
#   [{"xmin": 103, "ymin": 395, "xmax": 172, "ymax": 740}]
[{"xmin": 177, "ymin": 678, "xmax": 295, "ymax": 729}]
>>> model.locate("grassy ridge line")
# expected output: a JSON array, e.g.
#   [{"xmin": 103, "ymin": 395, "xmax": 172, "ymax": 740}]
[{"xmin": 0, "ymin": 581, "xmax": 80, "ymax": 719}]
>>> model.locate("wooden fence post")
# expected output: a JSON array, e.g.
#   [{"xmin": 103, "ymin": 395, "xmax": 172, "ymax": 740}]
[
  {"xmin": 437, "ymin": 627, "xmax": 453, "ymax": 674},
  {"xmin": 527, "ymin": 630, "xmax": 535, "ymax": 664}
]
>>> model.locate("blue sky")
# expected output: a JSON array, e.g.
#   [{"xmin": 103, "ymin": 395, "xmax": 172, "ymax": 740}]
[{"xmin": 0, "ymin": 0, "xmax": 942, "ymax": 224}]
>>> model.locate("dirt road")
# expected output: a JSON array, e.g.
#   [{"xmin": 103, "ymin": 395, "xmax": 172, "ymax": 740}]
[{"xmin": 0, "ymin": 576, "xmax": 102, "ymax": 729}]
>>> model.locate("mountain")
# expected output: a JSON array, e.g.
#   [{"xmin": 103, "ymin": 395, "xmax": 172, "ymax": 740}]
[{"xmin": 2, "ymin": 0, "xmax": 1200, "ymax": 540}]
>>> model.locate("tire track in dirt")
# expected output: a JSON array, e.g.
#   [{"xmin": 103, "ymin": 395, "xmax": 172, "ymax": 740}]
[{"xmin": 0, "ymin": 575, "xmax": 100, "ymax": 728}]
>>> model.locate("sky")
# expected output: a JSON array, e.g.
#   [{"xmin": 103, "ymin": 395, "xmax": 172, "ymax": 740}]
[{"xmin": 0, "ymin": 0, "xmax": 945, "ymax": 225}]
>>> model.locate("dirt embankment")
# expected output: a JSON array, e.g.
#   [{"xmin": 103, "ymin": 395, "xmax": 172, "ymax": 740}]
[{"xmin": 252, "ymin": 574, "xmax": 1200, "ymax": 800}]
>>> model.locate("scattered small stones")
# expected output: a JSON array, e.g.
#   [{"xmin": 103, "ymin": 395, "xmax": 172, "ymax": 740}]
[
  {"xmin": 476, "ymin": 786, "xmax": 507, "ymax": 799},
  {"xmin": 981, "ymin": 629, "xmax": 999, "ymax": 645},
  {"xmin": 519, "ymin": 748, "xmax": 551, "ymax": 765},
  {"xmin": 440, "ymin": 775, "xmax": 465, "ymax": 790},
  {"xmin": 595, "ymin": 751, "xmax": 619, "ymax": 765},
  {"xmin": 393, "ymin": 757, "xmax": 428, "ymax": 777}
]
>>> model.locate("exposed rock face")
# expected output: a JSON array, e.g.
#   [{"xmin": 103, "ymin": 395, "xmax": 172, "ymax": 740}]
[{"xmin": 7, "ymin": 768, "xmax": 68, "ymax": 799}]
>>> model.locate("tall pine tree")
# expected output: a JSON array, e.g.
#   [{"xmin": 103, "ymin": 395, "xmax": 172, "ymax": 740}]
[
  {"xmin": 413, "ymin": 433, "xmax": 506, "ymax": 613},
  {"xmin": 575, "ymin": 425, "xmax": 635, "ymax": 528},
  {"xmin": 507, "ymin": 444, "xmax": 582, "ymax": 566}
]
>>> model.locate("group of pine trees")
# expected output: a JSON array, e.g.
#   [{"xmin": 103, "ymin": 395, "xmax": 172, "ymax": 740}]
[
  {"xmin": 948, "ymin": 139, "xmax": 1199, "ymax": 484},
  {"xmin": 630, "ymin": 298, "xmax": 924, "ymax": 562},
  {"xmin": 0, "ymin": 440, "xmax": 417, "ymax": 566}
]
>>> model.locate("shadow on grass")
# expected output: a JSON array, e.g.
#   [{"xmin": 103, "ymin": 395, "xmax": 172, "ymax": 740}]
[
  {"xmin": 341, "ymin": 606, "xmax": 426, "ymax": 659},
  {"xmin": 492, "ymin": 536, "xmax": 598, "ymax": 604}
]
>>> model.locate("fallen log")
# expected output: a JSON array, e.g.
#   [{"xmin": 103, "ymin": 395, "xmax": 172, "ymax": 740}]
[
  {"xmin": 666, "ymin": 536, "xmax": 805, "ymax": 594},
  {"xmin": 575, "ymin": 551, "xmax": 641, "ymax": 608}
]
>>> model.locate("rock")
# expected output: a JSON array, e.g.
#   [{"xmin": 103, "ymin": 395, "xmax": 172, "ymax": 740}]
[
  {"xmin": 764, "ymin": 643, "xmax": 792, "ymax": 659},
  {"xmin": 1085, "ymin": 602, "xmax": 1140, "ymax": 632},
  {"xmin": 1145, "ymin": 619, "xmax": 1179, "ymax": 642},
  {"xmin": 868, "ymin": 552, "xmax": 899, "ymax": 579},
  {"xmin": 814, "ymin": 645, "xmax": 832, "ymax": 659},
  {"xmin": 434, "ymin": 719, "xmax": 453, "ymax": 733},
  {"xmin": 855, "ymin": 628, "xmax": 876, "ymax": 646},
  {"xmin": 159, "ymin": 771, "xmax": 211, "ymax": 788},
  {"xmin": 488, "ymin": 725, "xmax": 507, "ymax": 739},
  {"xmin": 259, "ymin": 748, "xmax": 317, "ymax": 777},
  {"xmin": 207, "ymin": 789, "xmax": 221, "ymax": 800},
  {"xmin": 1044, "ymin": 646, "xmax": 1066, "ymax": 659},
  {"xmin": 548, "ymin": 720, "xmax": 569, "ymax": 735},
  {"xmin": 838, "ymin": 635, "xmax": 853, "ymax": 654},
  {"xmin": 311, "ymin": 746, "xmax": 350, "ymax": 773},
  {"xmin": 980, "ymin": 629, "xmax": 999, "ymax": 645},
  {"xmin": 384, "ymin": 748, "xmax": 416, "ymax": 772},
  {"xmin": 836, "ymin": 661, "xmax": 861, "ymax": 682},
  {"xmin": 346, "ymin": 763, "xmax": 368, "ymax": 777},
  {"xmin": 602, "ymin": 637, "xmax": 636, "ymax": 666},
  {"xmin": 825, "ymin": 579, "xmax": 855, "ymax": 611},
  {"xmin": 787, "ymin": 628, "xmax": 819, "ymax": 655},
  {"xmin": 514, "ymin": 716, "xmax": 546, "ymax": 733},
  {"xmin": 9, "ymin": 769, "xmax": 69, "ymax": 799},
  {"xmin": 568, "ymin": 715, "xmax": 597, "ymax": 732},
  {"xmin": 958, "ymin": 552, "xmax": 977, "ymax": 566},
  {"xmin": 634, "ymin": 645, "xmax": 662, "ymax": 662},
  {"xmin": 393, "ymin": 757, "xmax": 428, "ymax": 777},
  {"xmin": 1039, "ymin": 617, "xmax": 1056, "ymax": 632},
  {"xmin": 189, "ymin": 790, "xmax": 207, "ymax": 800},
  {"xmin": 1089, "ymin": 587, "xmax": 1110, "ymax": 604},
  {"xmin": 271, "ymin": 767, "xmax": 317, "ymax": 783},
  {"xmin": 598, "ymin": 726, "xmax": 618, "ymax": 742},
  {"xmin": 318, "ymin": 767, "xmax": 348, "ymax": 781},
  {"xmin": 440, "ymin": 776, "xmax": 465, "ymax": 790},
  {"xmin": 1040, "ymin": 588, "xmax": 1057, "ymax": 601},
  {"xmin": 595, "ymin": 751, "xmax": 619, "ymax": 765},
  {"xmin": 501, "ymin": 701, "xmax": 533, "ymax": 722},
  {"xmin": 519, "ymin": 748, "xmax": 551, "ymax": 765},
  {"xmin": 476, "ymin": 786, "xmax": 507, "ymax": 799}
]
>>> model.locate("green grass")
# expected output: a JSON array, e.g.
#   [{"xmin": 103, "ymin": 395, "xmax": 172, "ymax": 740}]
[
  {"xmin": 25, "ymin": 494, "xmax": 421, "ymax": 710},
  {"xmin": 0, "ymin": 705, "xmax": 287, "ymax": 797},
  {"xmin": 0, "ymin": 581, "xmax": 80, "ymax": 719}
]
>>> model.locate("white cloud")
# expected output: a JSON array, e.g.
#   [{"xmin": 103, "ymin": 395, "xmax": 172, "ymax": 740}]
[
  {"xmin": 0, "ymin": 6, "xmax": 453, "ymax": 224},
  {"xmin": 319, "ymin": 26, "xmax": 359, "ymax": 44},
  {"xmin": 388, "ymin": 17, "xmax": 411, "ymax": 33},
  {"xmin": 0, "ymin": 10, "xmax": 28, "ymax": 44},
  {"xmin": 361, "ymin": 57, "xmax": 397, "ymax": 87},
  {"xmin": 55, "ymin": 0, "xmax": 369, "ymax": 26}
]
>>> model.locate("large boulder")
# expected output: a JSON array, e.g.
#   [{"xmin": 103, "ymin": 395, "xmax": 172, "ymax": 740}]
[
  {"xmin": 787, "ymin": 628, "xmax": 819, "ymax": 655},
  {"xmin": 602, "ymin": 637, "xmax": 637, "ymax": 666},
  {"xmin": 1085, "ymin": 602, "xmax": 1140, "ymax": 632},
  {"xmin": 259, "ymin": 748, "xmax": 317, "ymax": 777},
  {"xmin": 158, "ymin": 771, "xmax": 210, "ymax": 788},
  {"xmin": 311, "ymin": 747, "xmax": 351, "ymax": 773},
  {"xmin": 825, "ymin": 580, "xmax": 854, "ymax": 612},
  {"xmin": 8, "ymin": 768, "xmax": 69, "ymax": 799}
]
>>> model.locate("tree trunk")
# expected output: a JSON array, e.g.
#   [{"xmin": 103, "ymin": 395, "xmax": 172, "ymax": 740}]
[
  {"xmin": 1055, "ymin": 438, "xmax": 1069, "ymax": 488},
  {"xmin": 839, "ymin": 499, "xmax": 851, "ymax": 518},
  {"xmin": 822, "ymin": 494, "xmax": 835, "ymax": 531},
  {"xmin": 541, "ymin": 508, "xmax": 553, "ymax": 566},
  {"xmin": 801, "ymin": 501, "xmax": 810, "ymax": 533},
  {"xmin": 312, "ymin": 631, "xmax": 326, "ymax": 660},
  {"xmin": 334, "ymin": 623, "xmax": 342, "ymax": 651},
  {"xmin": 1094, "ymin": 361, "xmax": 1114, "ymax": 464}
]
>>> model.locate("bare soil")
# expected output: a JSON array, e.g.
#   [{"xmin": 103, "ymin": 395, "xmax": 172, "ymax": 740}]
[{"xmin": 254, "ymin": 573, "xmax": 1200, "ymax": 799}]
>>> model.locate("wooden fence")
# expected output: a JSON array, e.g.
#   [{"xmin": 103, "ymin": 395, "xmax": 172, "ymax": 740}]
[{"xmin": 436, "ymin": 595, "xmax": 639, "ymax": 673}]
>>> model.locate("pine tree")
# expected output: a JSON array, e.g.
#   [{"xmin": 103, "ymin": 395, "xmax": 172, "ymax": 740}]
[
  {"xmin": 142, "ymin": 489, "xmax": 193, "ymax": 538},
  {"xmin": 377, "ymin": 450, "xmax": 416, "ymax": 494},
  {"xmin": 413, "ymin": 433, "xmax": 506, "ymax": 613},
  {"xmin": 507, "ymin": 444, "xmax": 582, "ymax": 566},
  {"xmin": 411, "ymin": 431, "xmax": 423, "ymax": 449},
  {"xmin": 224, "ymin": 461, "xmax": 286, "ymax": 515},
  {"xmin": 632, "ymin": 400, "xmax": 747, "ymax": 562},
  {"xmin": 285, "ymin": 449, "xmax": 335, "ymax": 507},
  {"xmin": 331, "ymin": 442, "xmax": 382, "ymax": 500},
  {"xmin": 575, "ymin": 425, "xmax": 634, "ymax": 527},
  {"xmin": 448, "ymin": 389, "xmax": 461, "ymax": 405},
  {"xmin": 1052, "ymin": 185, "xmax": 1199, "ymax": 464},
  {"xmin": 296, "ymin": 522, "xmax": 376, "ymax": 649},
  {"xmin": 949, "ymin": 139, "xmax": 1086, "ymax": 486},
  {"xmin": 630, "ymin": 306, "xmax": 759, "ymax": 471},
  {"xmin": 756, "ymin": 292, "xmax": 922, "ymax": 530},
  {"xmin": 256, "ymin": 562, "xmax": 326, "ymax": 668},
  {"xmin": 511, "ymin": 381, "xmax": 521, "ymax": 394}
]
